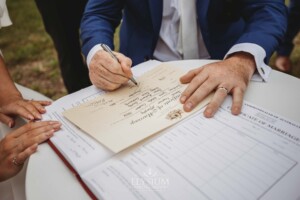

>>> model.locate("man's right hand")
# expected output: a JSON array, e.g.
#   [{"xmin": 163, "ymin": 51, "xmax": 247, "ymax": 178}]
[{"xmin": 89, "ymin": 50, "xmax": 133, "ymax": 91}]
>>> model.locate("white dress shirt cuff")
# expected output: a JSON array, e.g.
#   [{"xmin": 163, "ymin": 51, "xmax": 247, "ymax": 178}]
[
  {"xmin": 86, "ymin": 44, "xmax": 103, "ymax": 68},
  {"xmin": 224, "ymin": 43, "xmax": 272, "ymax": 82}
]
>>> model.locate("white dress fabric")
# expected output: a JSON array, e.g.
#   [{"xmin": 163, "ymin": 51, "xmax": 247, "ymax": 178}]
[{"xmin": 0, "ymin": 0, "xmax": 12, "ymax": 28}]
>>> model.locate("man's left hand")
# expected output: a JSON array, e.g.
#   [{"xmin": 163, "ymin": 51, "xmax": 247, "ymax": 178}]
[{"xmin": 180, "ymin": 52, "xmax": 256, "ymax": 118}]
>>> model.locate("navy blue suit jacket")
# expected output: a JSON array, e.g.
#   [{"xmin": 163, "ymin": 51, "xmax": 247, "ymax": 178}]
[{"xmin": 81, "ymin": 0, "xmax": 287, "ymax": 66}]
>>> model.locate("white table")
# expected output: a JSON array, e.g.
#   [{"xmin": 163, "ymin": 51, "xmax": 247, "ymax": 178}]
[
  {"xmin": 26, "ymin": 60, "xmax": 300, "ymax": 200},
  {"xmin": 0, "ymin": 84, "xmax": 52, "ymax": 200}
]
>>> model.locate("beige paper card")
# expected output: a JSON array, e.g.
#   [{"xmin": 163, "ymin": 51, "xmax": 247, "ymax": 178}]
[{"xmin": 63, "ymin": 64, "xmax": 211, "ymax": 152}]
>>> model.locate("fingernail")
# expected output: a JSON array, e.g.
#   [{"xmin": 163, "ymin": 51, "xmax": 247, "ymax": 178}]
[
  {"xmin": 52, "ymin": 123, "xmax": 61, "ymax": 129},
  {"xmin": 46, "ymin": 130, "xmax": 55, "ymax": 137},
  {"xmin": 232, "ymin": 107, "xmax": 240, "ymax": 115},
  {"xmin": 28, "ymin": 114, "xmax": 34, "ymax": 120},
  {"xmin": 185, "ymin": 102, "xmax": 193, "ymax": 111},
  {"xmin": 205, "ymin": 108, "xmax": 213, "ymax": 118},
  {"xmin": 8, "ymin": 121, "xmax": 13, "ymax": 128},
  {"xmin": 180, "ymin": 96, "xmax": 187, "ymax": 103}
]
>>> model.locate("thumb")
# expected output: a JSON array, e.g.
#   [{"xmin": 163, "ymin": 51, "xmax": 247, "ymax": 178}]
[
  {"xmin": 121, "ymin": 62, "xmax": 133, "ymax": 78},
  {"xmin": 0, "ymin": 113, "xmax": 15, "ymax": 128},
  {"xmin": 115, "ymin": 53, "xmax": 133, "ymax": 78}
]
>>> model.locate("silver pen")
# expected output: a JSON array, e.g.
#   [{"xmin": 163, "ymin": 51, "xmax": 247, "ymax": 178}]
[{"xmin": 100, "ymin": 44, "xmax": 138, "ymax": 86}]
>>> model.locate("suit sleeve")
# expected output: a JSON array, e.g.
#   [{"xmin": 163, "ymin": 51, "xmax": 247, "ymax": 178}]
[
  {"xmin": 80, "ymin": 0, "xmax": 124, "ymax": 59},
  {"xmin": 234, "ymin": 0, "xmax": 287, "ymax": 62}
]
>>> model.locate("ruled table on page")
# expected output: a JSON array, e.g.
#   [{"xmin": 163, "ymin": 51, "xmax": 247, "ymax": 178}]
[
  {"xmin": 145, "ymin": 112, "xmax": 296, "ymax": 200},
  {"xmin": 82, "ymin": 99, "xmax": 299, "ymax": 200}
]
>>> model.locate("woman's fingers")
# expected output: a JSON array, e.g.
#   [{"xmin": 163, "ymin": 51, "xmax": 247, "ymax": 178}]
[
  {"xmin": 0, "ymin": 99, "xmax": 51, "ymax": 121},
  {"xmin": 11, "ymin": 121, "xmax": 61, "ymax": 138},
  {"xmin": 13, "ymin": 144, "xmax": 38, "ymax": 167},
  {"xmin": 0, "ymin": 113, "xmax": 14, "ymax": 127}
]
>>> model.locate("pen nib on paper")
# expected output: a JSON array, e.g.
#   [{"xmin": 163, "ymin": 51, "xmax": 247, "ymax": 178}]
[{"xmin": 130, "ymin": 77, "xmax": 138, "ymax": 86}]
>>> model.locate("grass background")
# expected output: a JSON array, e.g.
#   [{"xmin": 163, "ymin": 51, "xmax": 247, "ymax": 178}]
[{"xmin": 0, "ymin": 0, "xmax": 299, "ymax": 100}]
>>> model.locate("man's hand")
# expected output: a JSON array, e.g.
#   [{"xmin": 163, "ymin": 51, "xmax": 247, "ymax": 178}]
[
  {"xmin": 0, "ymin": 120, "xmax": 61, "ymax": 181},
  {"xmin": 89, "ymin": 50, "xmax": 133, "ymax": 91},
  {"xmin": 0, "ymin": 95, "xmax": 51, "ymax": 128},
  {"xmin": 180, "ymin": 52, "xmax": 256, "ymax": 118}
]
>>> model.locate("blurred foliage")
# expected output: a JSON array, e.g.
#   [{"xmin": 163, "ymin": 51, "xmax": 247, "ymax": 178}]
[{"xmin": 0, "ymin": 0, "xmax": 66, "ymax": 100}]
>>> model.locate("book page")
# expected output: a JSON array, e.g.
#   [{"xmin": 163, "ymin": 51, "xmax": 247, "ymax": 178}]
[
  {"xmin": 43, "ymin": 86, "xmax": 114, "ymax": 174},
  {"xmin": 63, "ymin": 64, "xmax": 211, "ymax": 152},
  {"xmin": 81, "ymin": 97, "xmax": 300, "ymax": 200},
  {"xmin": 42, "ymin": 60, "xmax": 162, "ymax": 174}
]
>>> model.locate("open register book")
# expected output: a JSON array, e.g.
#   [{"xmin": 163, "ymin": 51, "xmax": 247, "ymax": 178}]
[{"xmin": 43, "ymin": 60, "xmax": 300, "ymax": 200}]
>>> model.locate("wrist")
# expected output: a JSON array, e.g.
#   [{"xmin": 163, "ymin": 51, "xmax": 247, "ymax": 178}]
[
  {"xmin": 0, "ymin": 92, "xmax": 22, "ymax": 106},
  {"xmin": 226, "ymin": 52, "xmax": 256, "ymax": 79}
]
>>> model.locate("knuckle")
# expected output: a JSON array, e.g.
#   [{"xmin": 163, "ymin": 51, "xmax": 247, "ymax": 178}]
[
  {"xmin": 103, "ymin": 56, "xmax": 114, "ymax": 67},
  {"xmin": 2, "ymin": 142, "xmax": 11, "ymax": 153},
  {"xmin": 16, "ymin": 107, "xmax": 24, "ymax": 114},
  {"xmin": 200, "ymin": 84, "xmax": 211, "ymax": 93},
  {"xmin": 107, "ymin": 84, "xmax": 118, "ymax": 91},
  {"xmin": 192, "ymin": 75, "xmax": 203, "ymax": 84},
  {"xmin": 18, "ymin": 141, "xmax": 25, "ymax": 151},
  {"xmin": 99, "ymin": 67, "xmax": 109, "ymax": 77},
  {"xmin": 126, "ymin": 58, "xmax": 132, "ymax": 66},
  {"xmin": 25, "ymin": 123, "xmax": 34, "ymax": 130}
]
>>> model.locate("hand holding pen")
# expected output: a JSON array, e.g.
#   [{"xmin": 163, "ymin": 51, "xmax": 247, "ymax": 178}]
[
  {"xmin": 88, "ymin": 44, "xmax": 137, "ymax": 91},
  {"xmin": 101, "ymin": 44, "xmax": 138, "ymax": 85}
]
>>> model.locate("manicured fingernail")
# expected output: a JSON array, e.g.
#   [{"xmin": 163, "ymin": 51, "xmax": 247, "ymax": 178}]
[
  {"xmin": 28, "ymin": 114, "xmax": 34, "ymax": 120},
  {"xmin": 52, "ymin": 123, "xmax": 61, "ymax": 128},
  {"xmin": 37, "ymin": 114, "xmax": 42, "ymax": 119},
  {"xmin": 185, "ymin": 102, "xmax": 193, "ymax": 111},
  {"xmin": 46, "ymin": 130, "xmax": 55, "ymax": 137},
  {"xmin": 180, "ymin": 96, "xmax": 187, "ymax": 103}
]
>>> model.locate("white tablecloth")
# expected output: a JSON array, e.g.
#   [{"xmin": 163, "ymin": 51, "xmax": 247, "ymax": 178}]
[{"xmin": 0, "ymin": 84, "xmax": 51, "ymax": 200}]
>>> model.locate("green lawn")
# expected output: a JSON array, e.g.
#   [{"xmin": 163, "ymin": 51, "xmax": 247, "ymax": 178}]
[
  {"xmin": 0, "ymin": 0, "xmax": 65, "ymax": 99},
  {"xmin": 0, "ymin": 0, "xmax": 299, "ymax": 100}
]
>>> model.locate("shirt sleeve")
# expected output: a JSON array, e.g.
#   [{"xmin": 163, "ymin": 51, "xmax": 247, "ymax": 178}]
[{"xmin": 86, "ymin": 44, "xmax": 103, "ymax": 68}]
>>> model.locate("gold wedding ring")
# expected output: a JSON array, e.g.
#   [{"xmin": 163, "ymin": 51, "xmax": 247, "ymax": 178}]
[
  {"xmin": 12, "ymin": 157, "xmax": 23, "ymax": 166},
  {"xmin": 217, "ymin": 86, "xmax": 229, "ymax": 94}
]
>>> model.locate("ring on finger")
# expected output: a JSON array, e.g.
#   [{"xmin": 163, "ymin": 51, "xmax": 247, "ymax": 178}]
[
  {"xmin": 217, "ymin": 86, "xmax": 229, "ymax": 94},
  {"xmin": 12, "ymin": 157, "xmax": 23, "ymax": 166}
]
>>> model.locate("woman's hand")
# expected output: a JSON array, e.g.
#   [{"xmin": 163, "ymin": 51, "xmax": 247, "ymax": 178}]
[
  {"xmin": 0, "ymin": 95, "xmax": 51, "ymax": 127},
  {"xmin": 0, "ymin": 120, "xmax": 61, "ymax": 181}
]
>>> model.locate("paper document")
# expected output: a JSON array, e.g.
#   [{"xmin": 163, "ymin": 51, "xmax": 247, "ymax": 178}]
[
  {"xmin": 42, "ymin": 86, "xmax": 114, "ymax": 174},
  {"xmin": 63, "ymin": 64, "xmax": 211, "ymax": 152},
  {"xmin": 81, "ymin": 98, "xmax": 300, "ymax": 200}
]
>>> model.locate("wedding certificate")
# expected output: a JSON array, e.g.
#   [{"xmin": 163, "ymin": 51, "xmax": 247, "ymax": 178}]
[{"xmin": 63, "ymin": 64, "xmax": 212, "ymax": 152}]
